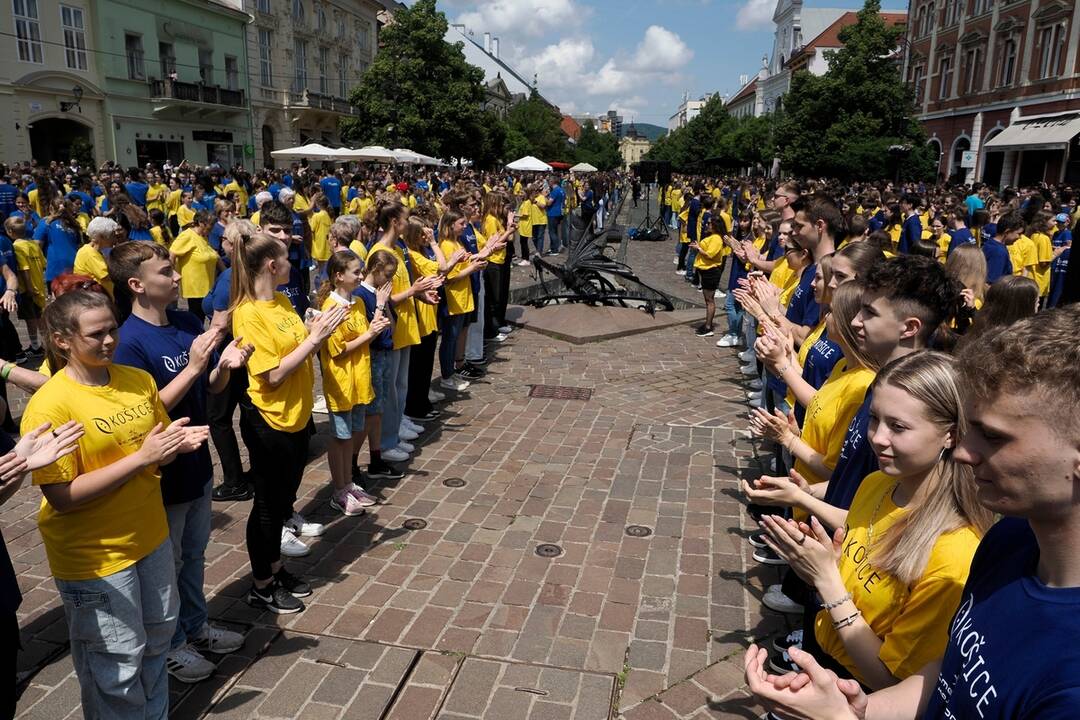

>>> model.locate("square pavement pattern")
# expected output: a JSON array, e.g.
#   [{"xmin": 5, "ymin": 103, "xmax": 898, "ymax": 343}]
[{"xmin": 11, "ymin": 241, "xmax": 784, "ymax": 719}]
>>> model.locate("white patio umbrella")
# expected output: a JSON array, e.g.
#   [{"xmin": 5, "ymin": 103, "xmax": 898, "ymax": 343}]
[
  {"xmin": 569, "ymin": 162, "xmax": 598, "ymax": 173},
  {"xmin": 339, "ymin": 145, "xmax": 399, "ymax": 162},
  {"xmin": 506, "ymin": 155, "xmax": 553, "ymax": 172},
  {"xmin": 269, "ymin": 143, "xmax": 341, "ymax": 160}
]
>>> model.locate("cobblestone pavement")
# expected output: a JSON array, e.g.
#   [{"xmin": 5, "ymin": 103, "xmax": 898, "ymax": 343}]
[{"xmin": 10, "ymin": 196, "xmax": 791, "ymax": 719}]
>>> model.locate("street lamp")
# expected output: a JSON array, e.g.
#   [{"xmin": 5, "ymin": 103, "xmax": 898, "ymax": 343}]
[{"xmin": 60, "ymin": 85, "xmax": 84, "ymax": 113}]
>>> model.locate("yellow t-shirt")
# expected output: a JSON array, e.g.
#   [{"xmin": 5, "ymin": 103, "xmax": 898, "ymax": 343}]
[
  {"xmin": 13, "ymin": 239, "xmax": 47, "ymax": 308},
  {"xmin": 250, "ymin": 210, "xmax": 261, "ymax": 227},
  {"xmin": 319, "ymin": 293, "xmax": 374, "ymax": 412},
  {"xmin": 170, "ymin": 229, "xmax": 219, "ymax": 298},
  {"xmin": 678, "ymin": 209, "xmax": 690, "ymax": 244},
  {"xmin": 349, "ymin": 195, "xmax": 375, "ymax": 221},
  {"xmin": 408, "ymin": 249, "xmax": 440, "ymax": 337},
  {"xmin": 293, "ymin": 193, "xmax": 311, "ymax": 213},
  {"xmin": 76, "ymin": 212, "xmax": 91, "ymax": 234},
  {"xmin": 440, "ymin": 238, "xmax": 474, "ymax": 316},
  {"xmin": 150, "ymin": 225, "xmax": 172, "ymax": 247},
  {"xmin": 815, "ymin": 472, "xmax": 981, "ymax": 686},
  {"xmin": 309, "ymin": 209, "xmax": 332, "ymax": 262},
  {"xmin": 233, "ymin": 293, "xmax": 313, "ymax": 432},
  {"xmin": 1030, "ymin": 231, "xmax": 1054, "ymax": 296},
  {"xmin": 694, "ymin": 233, "xmax": 727, "ymax": 270},
  {"xmin": 1008, "ymin": 235, "xmax": 1038, "ymax": 277},
  {"xmin": 176, "ymin": 204, "xmax": 196, "ymax": 229},
  {"xmin": 795, "ymin": 359, "xmax": 876, "ymax": 495},
  {"xmin": 518, "ymin": 200, "xmax": 533, "ymax": 237},
  {"xmin": 531, "ymin": 196, "xmax": 548, "ymax": 227},
  {"xmin": 769, "ymin": 256, "xmax": 795, "ymax": 293},
  {"xmin": 384, "ymin": 242, "xmax": 420, "ymax": 350},
  {"xmin": 223, "ymin": 180, "xmax": 248, "ymax": 215},
  {"xmin": 28, "ymin": 188, "xmax": 42, "ymax": 215},
  {"xmin": 481, "ymin": 215, "xmax": 507, "ymax": 265},
  {"xmin": 935, "ymin": 233, "xmax": 951, "ymax": 262},
  {"xmin": 73, "ymin": 244, "xmax": 113, "ymax": 297},
  {"xmin": 166, "ymin": 189, "xmax": 182, "ymax": 218},
  {"xmin": 146, "ymin": 183, "xmax": 168, "ymax": 213},
  {"xmin": 349, "ymin": 239, "xmax": 369, "ymax": 264},
  {"xmin": 887, "ymin": 224, "xmax": 902, "ymax": 248},
  {"xmin": 22, "ymin": 365, "xmax": 171, "ymax": 581}
]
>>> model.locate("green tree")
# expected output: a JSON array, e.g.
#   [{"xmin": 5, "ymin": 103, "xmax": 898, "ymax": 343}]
[
  {"xmin": 341, "ymin": 0, "xmax": 502, "ymax": 163},
  {"xmin": 504, "ymin": 89, "xmax": 568, "ymax": 162},
  {"xmin": 774, "ymin": 0, "xmax": 934, "ymax": 180},
  {"xmin": 642, "ymin": 95, "xmax": 734, "ymax": 172},
  {"xmin": 574, "ymin": 121, "xmax": 622, "ymax": 170}
]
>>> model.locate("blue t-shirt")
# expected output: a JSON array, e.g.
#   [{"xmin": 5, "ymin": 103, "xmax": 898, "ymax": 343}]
[
  {"xmin": 208, "ymin": 221, "xmax": 230, "ymax": 266},
  {"xmin": 794, "ymin": 327, "xmax": 843, "ymax": 427},
  {"xmin": 785, "ymin": 264, "xmax": 820, "ymax": 328},
  {"xmin": 9, "ymin": 210, "xmax": 41, "ymax": 235},
  {"xmin": 113, "ymin": 310, "xmax": 213, "ymax": 505},
  {"xmin": 0, "ymin": 183, "xmax": 16, "ymax": 220},
  {"xmin": 822, "ymin": 389, "xmax": 876, "ymax": 518},
  {"xmin": 71, "ymin": 190, "xmax": 94, "ymax": 216},
  {"xmin": 900, "ymin": 214, "xmax": 922, "ymax": 255},
  {"xmin": 947, "ymin": 227, "xmax": 974, "ymax": 256},
  {"xmin": 867, "ymin": 209, "xmax": 886, "ymax": 233},
  {"xmin": 278, "ymin": 267, "xmax": 308, "ymax": 317},
  {"xmin": 983, "ymin": 238, "xmax": 1013, "ymax": 284},
  {"xmin": 923, "ymin": 517, "xmax": 1080, "ymax": 719},
  {"xmin": 0, "ymin": 236, "xmax": 15, "ymax": 295},
  {"xmin": 686, "ymin": 196, "xmax": 702, "ymax": 242},
  {"xmin": 547, "ymin": 185, "xmax": 565, "ymax": 218},
  {"xmin": 1049, "ymin": 247, "xmax": 1070, "ymax": 308},
  {"xmin": 203, "ymin": 267, "xmax": 232, "ymax": 320},
  {"xmin": 35, "ymin": 218, "xmax": 81, "ymax": 282},
  {"xmin": 319, "ymin": 177, "xmax": 343, "ymax": 209},
  {"xmin": 125, "ymin": 181, "xmax": 149, "ymax": 207},
  {"xmin": 964, "ymin": 193, "xmax": 984, "ymax": 219},
  {"xmin": 355, "ymin": 283, "xmax": 394, "ymax": 350}
]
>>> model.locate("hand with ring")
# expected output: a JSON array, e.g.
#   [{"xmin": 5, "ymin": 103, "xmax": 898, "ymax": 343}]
[{"xmin": 759, "ymin": 514, "xmax": 845, "ymax": 587}]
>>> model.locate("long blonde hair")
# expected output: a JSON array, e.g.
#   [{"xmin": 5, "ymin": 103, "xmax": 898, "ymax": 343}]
[
  {"xmin": 945, "ymin": 243, "xmax": 987, "ymax": 304},
  {"xmin": 829, "ymin": 281, "xmax": 877, "ymax": 371},
  {"xmin": 868, "ymin": 351, "xmax": 994, "ymax": 585},
  {"xmin": 229, "ymin": 231, "xmax": 285, "ymax": 309}
]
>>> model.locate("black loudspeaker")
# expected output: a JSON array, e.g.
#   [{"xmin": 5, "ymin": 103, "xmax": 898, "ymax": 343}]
[
  {"xmin": 634, "ymin": 161, "xmax": 657, "ymax": 184},
  {"xmin": 655, "ymin": 161, "xmax": 672, "ymax": 187}
]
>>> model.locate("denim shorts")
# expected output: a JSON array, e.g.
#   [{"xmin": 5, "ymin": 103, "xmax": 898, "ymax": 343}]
[
  {"xmin": 329, "ymin": 405, "xmax": 367, "ymax": 439},
  {"xmin": 367, "ymin": 349, "xmax": 389, "ymax": 415}
]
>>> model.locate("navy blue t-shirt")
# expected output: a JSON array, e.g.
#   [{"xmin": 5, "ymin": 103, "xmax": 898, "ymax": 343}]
[
  {"xmin": 355, "ymin": 283, "xmax": 394, "ymax": 350},
  {"xmin": 923, "ymin": 517, "xmax": 1080, "ymax": 719},
  {"xmin": 983, "ymin": 238, "xmax": 1013, "ymax": 283},
  {"xmin": 278, "ymin": 267, "xmax": 308, "ymax": 317},
  {"xmin": 0, "ymin": 183, "xmax": 16, "ymax": 220},
  {"xmin": 35, "ymin": 218, "xmax": 81, "ymax": 282},
  {"xmin": 900, "ymin": 214, "xmax": 922, "ymax": 255},
  {"xmin": 203, "ymin": 266, "xmax": 232, "ymax": 321},
  {"xmin": 113, "ymin": 310, "xmax": 213, "ymax": 505},
  {"xmin": 125, "ymin": 181, "xmax": 149, "ymax": 207},
  {"xmin": 947, "ymin": 227, "xmax": 974, "ymax": 256},
  {"xmin": 0, "ymin": 236, "xmax": 16, "ymax": 295},
  {"xmin": 822, "ymin": 389, "xmax": 877, "ymax": 518},
  {"xmin": 794, "ymin": 327, "xmax": 843, "ymax": 427}
]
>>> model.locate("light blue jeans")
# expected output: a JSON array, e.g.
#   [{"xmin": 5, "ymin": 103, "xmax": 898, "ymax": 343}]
[
  {"xmin": 380, "ymin": 346, "xmax": 410, "ymax": 450},
  {"xmin": 466, "ymin": 280, "xmax": 486, "ymax": 363},
  {"xmin": 55, "ymin": 540, "xmax": 177, "ymax": 720},
  {"xmin": 165, "ymin": 487, "xmax": 211, "ymax": 649}
]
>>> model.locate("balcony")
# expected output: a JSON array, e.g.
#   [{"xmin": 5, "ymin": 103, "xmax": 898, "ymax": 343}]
[
  {"xmin": 286, "ymin": 88, "xmax": 359, "ymax": 115},
  {"xmin": 149, "ymin": 79, "xmax": 247, "ymax": 118}
]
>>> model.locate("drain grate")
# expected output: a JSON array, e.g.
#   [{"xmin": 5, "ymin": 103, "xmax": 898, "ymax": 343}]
[
  {"xmin": 402, "ymin": 518, "xmax": 428, "ymax": 530},
  {"xmin": 528, "ymin": 385, "xmax": 593, "ymax": 401},
  {"xmin": 625, "ymin": 525, "xmax": 653, "ymax": 538},
  {"xmin": 442, "ymin": 477, "xmax": 466, "ymax": 488},
  {"xmin": 535, "ymin": 543, "xmax": 563, "ymax": 558}
]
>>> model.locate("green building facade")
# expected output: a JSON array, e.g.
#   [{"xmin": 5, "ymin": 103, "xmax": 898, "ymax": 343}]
[{"xmin": 91, "ymin": 0, "xmax": 254, "ymax": 169}]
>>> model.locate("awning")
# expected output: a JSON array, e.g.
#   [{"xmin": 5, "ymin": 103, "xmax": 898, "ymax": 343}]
[{"xmin": 984, "ymin": 113, "xmax": 1080, "ymax": 152}]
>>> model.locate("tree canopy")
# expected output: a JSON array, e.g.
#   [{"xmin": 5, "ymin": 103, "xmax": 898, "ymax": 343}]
[{"xmin": 574, "ymin": 121, "xmax": 622, "ymax": 171}]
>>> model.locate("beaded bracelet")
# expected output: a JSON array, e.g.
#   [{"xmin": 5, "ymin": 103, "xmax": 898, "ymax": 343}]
[
  {"xmin": 821, "ymin": 592, "xmax": 852, "ymax": 610},
  {"xmin": 832, "ymin": 610, "xmax": 862, "ymax": 630},
  {"xmin": 0, "ymin": 363, "xmax": 11, "ymax": 380}
]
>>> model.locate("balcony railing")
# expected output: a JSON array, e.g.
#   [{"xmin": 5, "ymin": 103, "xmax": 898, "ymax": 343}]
[
  {"xmin": 286, "ymin": 88, "xmax": 358, "ymax": 114},
  {"xmin": 150, "ymin": 79, "xmax": 245, "ymax": 107}
]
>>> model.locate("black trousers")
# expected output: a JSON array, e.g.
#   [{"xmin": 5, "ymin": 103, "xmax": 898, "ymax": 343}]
[
  {"xmin": 1, "ymin": 612, "xmax": 17, "ymax": 720},
  {"xmin": 207, "ymin": 369, "xmax": 252, "ymax": 487},
  {"xmin": 484, "ymin": 261, "xmax": 510, "ymax": 329},
  {"xmin": 518, "ymin": 229, "xmax": 531, "ymax": 260},
  {"xmin": 405, "ymin": 331, "xmax": 438, "ymax": 418},
  {"xmin": 240, "ymin": 400, "xmax": 308, "ymax": 581}
]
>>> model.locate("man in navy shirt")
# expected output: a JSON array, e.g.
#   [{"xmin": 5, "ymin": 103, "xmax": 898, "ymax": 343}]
[
  {"xmin": 898, "ymin": 193, "xmax": 922, "ymax": 255},
  {"xmin": 545, "ymin": 174, "xmax": 566, "ymax": 255},
  {"xmin": 945, "ymin": 208, "xmax": 973, "ymax": 257},
  {"xmin": 319, "ymin": 170, "xmax": 343, "ymax": 216},
  {"xmin": 984, "ymin": 212, "xmax": 1018, "ymax": 283}
]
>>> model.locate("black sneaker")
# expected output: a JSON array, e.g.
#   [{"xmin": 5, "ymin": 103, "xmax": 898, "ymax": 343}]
[
  {"xmin": 274, "ymin": 567, "xmax": 312, "ymax": 598},
  {"xmin": 772, "ymin": 629, "xmax": 804, "ymax": 654},
  {"xmin": 212, "ymin": 482, "xmax": 253, "ymax": 502},
  {"xmin": 769, "ymin": 649, "xmax": 801, "ymax": 674},
  {"xmin": 753, "ymin": 545, "xmax": 788, "ymax": 566},
  {"xmin": 747, "ymin": 503, "xmax": 785, "ymax": 522},
  {"xmin": 695, "ymin": 325, "xmax": 715, "ymax": 338},
  {"xmin": 14, "ymin": 348, "xmax": 28, "ymax": 364},
  {"xmin": 457, "ymin": 364, "xmax": 484, "ymax": 379},
  {"xmin": 747, "ymin": 530, "xmax": 769, "ymax": 549},
  {"xmin": 407, "ymin": 411, "xmax": 440, "ymax": 423},
  {"xmin": 367, "ymin": 462, "xmax": 405, "ymax": 481},
  {"xmin": 247, "ymin": 580, "xmax": 304, "ymax": 614}
]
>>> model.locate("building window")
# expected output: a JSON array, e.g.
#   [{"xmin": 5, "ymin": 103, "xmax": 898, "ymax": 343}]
[
  {"xmin": 317, "ymin": 4, "xmax": 326, "ymax": 32},
  {"xmin": 199, "ymin": 48, "xmax": 213, "ymax": 84},
  {"xmin": 318, "ymin": 46, "xmax": 329, "ymax": 94},
  {"xmin": 998, "ymin": 36, "xmax": 1017, "ymax": 86},
  {"xmin": 225, "ymin": 55, "xmax": 239, "ymax": 90},
  {"xmin": 938, "ymin": 54, "xmax": 953, "ymax": 98},
  {"xmin": 126, "ymin": 33, "xmax": 145, "ymax": 80},
  {"xmin": 13, "ymin": 0, "xmax": 43, "ymax": 64},
  {"xmin": 336, "ymin": 13, "xmax": 345, "ymax": 38},
  {"xmin": 357, "ymin": 20, "xmax": 371, "ymax": 54},
  {"xmin": 911, "ymin": 62, "xmax": 926, "ymax": 101},
  {"xmin": 159, "ymin": 41, "xmax": 175, "ymax": 78},
  {"xmin": 942, "ymin": 0, "xmax": 961, "ymax": 25},
  {"xmin": 918, "ymin": 2, "xmax": 935, "ymax": 36},
  {"xmin": 256, "ymin": 0, "xmax": 270, "ymax": 12},
  {"xmin": 338, "ymin": 54, "xmax": 348, "ymax": 97},
  {"xmin": 357, "ymin": 59, "xmax": 369, "ymax": 76},
  {"xmin": 258, "ymin": 29, "xmax": 273, "ymax": 87},
  {"xmin": 61, "ymin": 5, "xmax": 86, "ymax": 70},
  {"xmin": 971, "ymin": 0, "xmax": 992, "ymax": 14},
  {"xmin": 291, "ymin": 0, "xmax": 304, "ymax": 22},
  {"xmin": 962, "ymin": 45, "xmax": 983, "ymax": 92},
  {"xmin": 1037, "ymin": 23, "xmax": 1066, "ymax": 79},
  {"xmin": 293, "ymin": 38, "xmax": 308, "ymax": 93}
]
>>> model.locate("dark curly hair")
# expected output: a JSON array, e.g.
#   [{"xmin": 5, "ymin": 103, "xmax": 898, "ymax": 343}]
[{"xmin": 861, "ymin": 255, "xmax": 964, "ymax": 343}]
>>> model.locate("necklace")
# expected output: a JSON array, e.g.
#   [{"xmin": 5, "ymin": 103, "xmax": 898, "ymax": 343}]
[{"xmin": 865, "ymin": 481, "xmax": 899, "ymax": 548}]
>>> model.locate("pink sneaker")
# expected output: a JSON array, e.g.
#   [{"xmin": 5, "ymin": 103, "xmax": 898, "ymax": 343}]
[
  {"xmin": 347, "ymin": 483, "xmax": 378, "ymax": 507},
  {"xmin": 330, "ymin": 488, "xmax": 366, "ymax": 516}
]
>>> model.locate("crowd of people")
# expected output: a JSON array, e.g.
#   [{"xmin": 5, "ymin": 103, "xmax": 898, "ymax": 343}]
[
  {"xmin": 657, "ymin": 175, "xmax": 1079, "ymax": 718},
  {"xmin": 0, "ymin": 158, "xmax": 618, "ymax": 718}
]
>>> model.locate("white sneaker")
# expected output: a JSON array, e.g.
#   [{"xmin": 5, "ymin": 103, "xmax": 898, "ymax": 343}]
[
  {"xmin": 516, "ymin": 258, "xmax": 531, "ymax": 266},
  {"xmin": 716, "ymin": 333, "xmax": 740, "ymax": 348},
  {"xmin": 716, "ymin": 290, "xmax": 727, "ymax": 298},
  {"xmin": 739, "ymin": 349, "xmax": 755, "ymax": 363},
  {"xmin": 382, "ymin": 447, "xmax": 410, "ymax": 462},
  {"xmin": 166, "ymin": 645, "xmax": 216, "ymax": 683},
  {"xmin": 740, "ymin": 362, "xmax": 758, "ymax": 376},
  {"xmin": 747, "ymin": 390, "xmax": 763, "ymax": 401},
  {"xmin": 191, "ymin": 624, "xmax": 245, "ymax": 654},
  {"xmin": 280, "ymin": 527, "xmax": 311, "ymax": 557},
  {"xmin": 498, "ymin": 325, "xmax": 513, "ymax": 334},
  {"xmin": 429, "ymin": 389, "xmax": 446, "ymax": 403},
  {"xmin": 403, "ymin": 418, "xmax": 425, "ymax": 433},
  {"xmin": 311, "ymin": 395, "xmax": 328, "ymax": 415},
  {"xmin": 673, "ymin": 256, "xmax": 679, "ymax": 265},
  {"xmin": 285, "ymin": 512, "xmax": 324, "ymax": 537},
  {"xmin": 396, "ymin": 440, "xmax": 415, "ymax": 453},
  {"xmin": 762, "ymin": 587, "xmax": 804, "ymax": 614},
  {"xmin": 749, "ymin": 378, "xmax": 763, "ymax": 390},
  {"xmin": 398, "ymin": 425, "xmax": 420, "ymax": 441},
  {"xmin": 675, "ymin": 269, "xmax": 685, "ymax": 276},
  {"xmin": 490, "ymin": 332, "xmax": 508, "ymax": 343},
  {"xmin": 440, "ymin": 376, "xmax": 470, "ymax": 391}
]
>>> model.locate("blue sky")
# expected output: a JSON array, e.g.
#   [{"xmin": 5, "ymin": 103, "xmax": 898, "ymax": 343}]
[{"xmin": 433, "ymin": 0, "xmax": 906, "ymax": 125}]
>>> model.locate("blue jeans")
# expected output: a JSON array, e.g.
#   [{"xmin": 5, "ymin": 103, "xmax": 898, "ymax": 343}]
[
  {"xmin": 166, "ymin": 490, "xmax": 211, "ymax": 649},
  {"xmin": 532, "ymin": 225, "xmax": 547, "ymax": 256},
  {"xmin": 466, "ymin": 281, "xmax": 486, "ymax": 362},
  {"xmin": 685, "ymin": 247, "xmax": 699, "ymax": 281},
  {"xmin": 55, "ymin": 540, "xmax": 177, "ymax": 720},
  {"xmin": 726, "ymin": 289, "xmax": 744, "ymax": 337},
  {"xmin": 381, "ymin": 346, "xmax": 410, "ymax": 450},
  {"xmin": 439, "ymin": 314, "xmax": 465, "ymax": 379},
  {"xmin": 547, "ymin": 216, "xmax": 563, "ymax": 253}
]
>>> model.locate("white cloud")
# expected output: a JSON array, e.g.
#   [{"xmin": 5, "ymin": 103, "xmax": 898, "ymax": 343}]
[
  {"xmin": 518, "ymin": 37, "xmax": 596, "ymax": 90},
  {"xmin": 609, "ymin": 96, "xmax": 646, "ymax": 120},
  {"xmin": 455, "ymin": 0, "xmax": 582, "ymax": 38},
  {"xmin": 630, "ymin": 25, "xmax": 693, "ymax": 72},
  {"xmin": 736, "ymin": 0, "xmax": 775, "ymax": 30}
]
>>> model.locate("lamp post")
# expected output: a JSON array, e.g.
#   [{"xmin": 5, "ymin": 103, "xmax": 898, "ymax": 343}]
[{"xmin": 60, "ymin": 85, "xmax": 84, "ymax": 113}]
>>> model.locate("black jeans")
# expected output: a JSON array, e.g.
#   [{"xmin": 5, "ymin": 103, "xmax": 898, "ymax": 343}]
[
  {"xmin": 405, "ymin": 330, "xmax": 437, "ymax": 418},
  {"xmin": 1, "ymin": 611, "xmax": 17, "ymax": 720},
  {"xmin": 240, "ymin": 400, "xmax": 309, "ymax": 581},
  {"xmin": 207, "ymin": 369, "xmax": 252, "ymax": 487},
  {"xmin": 518, "ymin": 228, "xmax": 531, "ymax": 260},
  {"xmin": 487, "ymin": 261, "xmax": 511, "ymax": 328}
]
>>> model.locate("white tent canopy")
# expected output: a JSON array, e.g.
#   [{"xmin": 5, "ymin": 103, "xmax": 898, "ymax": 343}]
[
  {"xmin": 506, "ymin": 155, "xmax": 552, "ymax": 172},
  {"xmin": 269, "ymin": 143, "xmax": 342, "ymax": 160},
  {"xmin": 569, "ymin": 162, "xmax": 598, "ymax": 173},
  {"xmin": 338, "ymin": 145, "xmax": 399, "ymax": 162}
]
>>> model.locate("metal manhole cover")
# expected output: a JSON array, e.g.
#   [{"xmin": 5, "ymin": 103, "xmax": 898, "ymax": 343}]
[
  {"xmin": 402, "ymin": 518, "xmax": 428, "ymax": 530},
  {"xmin": 442, "ymin": 477, "xmax": 466, "ymax": 488},
  {"xmin": 626, "ymin": 525, "xmax": 653, "ymax": 537},
  {"xmin": 535, "ymin": 543, "xmax": 563, "ymax": 558},
  {"xmin": 528, "ymin": 385, "xmax": 593, "ymax": 401}
]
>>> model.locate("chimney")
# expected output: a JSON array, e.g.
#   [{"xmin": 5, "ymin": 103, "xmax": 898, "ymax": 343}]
[
  {"xmin": 492, "ymin": 37, "xmax": 500, "ymax": 58},
  {"xmin": 484, "ymin": 32, "xmax": 491, "ymax": 53}
]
